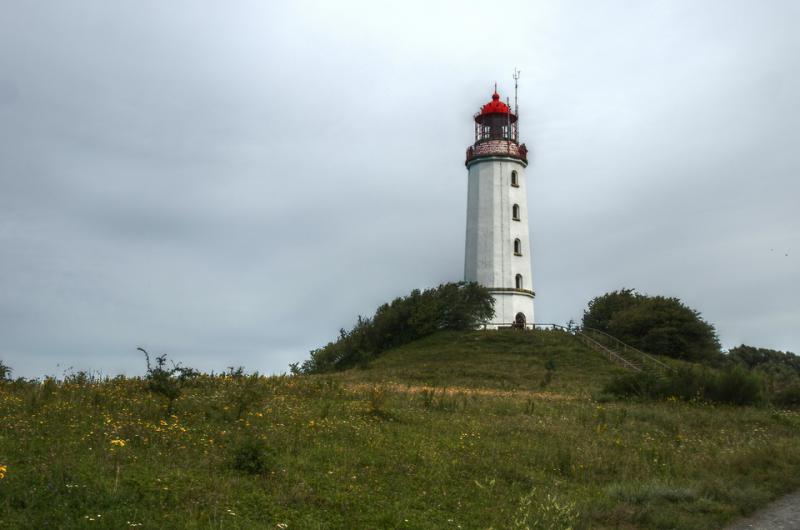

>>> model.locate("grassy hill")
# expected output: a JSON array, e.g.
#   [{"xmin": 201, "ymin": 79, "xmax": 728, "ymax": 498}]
[
  {"xmin": 332, "ymin": 329, "xmax": 625, "ymax": 395},
  {"xmin": 1, "ymin": 329, "xmax": 800, "ymax": 529}
]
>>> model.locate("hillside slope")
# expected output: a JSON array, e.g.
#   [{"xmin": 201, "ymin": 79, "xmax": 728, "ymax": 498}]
[
  {"xmin": 1, "ymin": 330, "xmax": 799, "ymax": 529},
  {"xmin": 332, "ymin": 329, "xmax": 625, "ymax": 396}
]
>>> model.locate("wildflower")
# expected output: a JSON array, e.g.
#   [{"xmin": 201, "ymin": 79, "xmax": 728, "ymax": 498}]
[
  {"xmin": 110, "ymin": 439, "xmax": 126, "ymax": 448},
  {"xmin": 0, "ymin": 464, "xmax": 7, "ymax": 479}
]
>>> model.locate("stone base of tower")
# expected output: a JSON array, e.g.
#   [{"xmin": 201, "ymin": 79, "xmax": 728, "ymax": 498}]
[{"xmin": 482, "ymin": 289, "xmax": 535, "ymax": 329}]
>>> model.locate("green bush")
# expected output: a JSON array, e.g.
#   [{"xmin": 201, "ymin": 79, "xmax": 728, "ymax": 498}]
[
  {"xmin": 300, "ymin": 282, "xmax": 494, "ymax": 373},
  {"xmin": 228, "ymin": 372, "xmax": 263, "ymax": 420},
  {"xmin": 602, "ymin": 372, "xmax": 663, "ymax": 399},
  {"xmin": 230, "ymin": 436, "xmax": 273, "ymax": 475},
  {"xmin": 708, "ymin": 365, "xmax": 762, "ymax": 405},
  {"xmin": 582, "ymin": 288, "xmax": 639, "ymax": 333},
  {"xmin": 727, "ymin": 345, "xmax": 800, "ymax": 374},
  {"xmin": 582, "ymin": 289, "xmax": 721, "ymax": 362},
  {"xmin": 139, "ymin": 348, "xmax": 199, "ymax": 415},
  {"xmin": 773, "ymin": 384, "xmax": 800, "ymax": 408},
  {"xmin": 367, "ymin": 385, "xmax": 389, "ymax": 416},
  {"xmin": 603, "ymin": 366, "xmax": 762, "ymax": 406},
  {"xmin": 726, "ymin": 345, "xmax": 800, "ymax": 407}
]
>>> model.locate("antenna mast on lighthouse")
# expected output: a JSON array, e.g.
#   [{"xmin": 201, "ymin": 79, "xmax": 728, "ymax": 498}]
[
  {"xmin": 512, "ymin": 68, "xmax": 521, "ymax": 141},
  {"xmin": 513, "ymin": 68, "xmax": 520, "ymax": 116}
]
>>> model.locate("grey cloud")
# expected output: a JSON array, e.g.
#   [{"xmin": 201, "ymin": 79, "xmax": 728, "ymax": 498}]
[{"xmin": 1, "ymin": 0, "xmax": 798, "ymax": 378}]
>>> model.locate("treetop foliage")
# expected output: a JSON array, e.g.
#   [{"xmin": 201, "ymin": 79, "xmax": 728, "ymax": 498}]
[
  {"xmin": 298, "ymin": 282, "xmax": 494, "ymax": 374},
  {"xmin": 581, "ymin": 288, "xmax": 640, "ymax": 333},
  {"xmin": 582, "ymin": 288, "xmax": 721, "ymax": 362},
  {"xmin": 726, "ymin": 345, "xmax": 800, "ymax": 407},
  {"xmin": 727, "ymin": 344, "xmax": 800, "ymax": 374}
]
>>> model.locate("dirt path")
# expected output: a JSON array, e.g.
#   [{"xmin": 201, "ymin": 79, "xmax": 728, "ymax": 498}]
[
  {"xmin": 343, "ymin": 382, "xmax": 578, "ymax": 400},
  {"xmin": 725, "ymin": 490, "xmax": 800, "ymax": 530}
]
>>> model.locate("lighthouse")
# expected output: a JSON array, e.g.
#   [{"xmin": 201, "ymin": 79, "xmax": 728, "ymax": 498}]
[{"xmin": 464, "ymin": 84, "xmax": 534, "ymax": 328}]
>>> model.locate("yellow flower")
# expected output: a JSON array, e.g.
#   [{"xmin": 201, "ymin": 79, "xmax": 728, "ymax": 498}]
[
  {"xmin": 0, "ymin": 464, "xmax": 7, "ymax": 479},
  {"xmin": 110, "ymin": 439, "xmax": 126, "ymax": 448}
]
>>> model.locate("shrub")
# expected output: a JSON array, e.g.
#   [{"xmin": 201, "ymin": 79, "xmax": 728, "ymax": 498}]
[
  {"xmin": 229, "ymin": 372, "xmax": 263, "ymax": 420},
  {"xmin": 582, "ymin": 289, "xmax": 721, "ymax": 362},
  {"xmin": 727, "ymin": 344, "xmax": 800, "ymax": 391},
  {"xmin": 230, "ymin": 436, "xmax": 273, "ymax": 475},
  {"xmin": 582, "ymin": 288, "xmax": 638, "ymax": 333},
  {"xmin": 367, "ymin": 385, "xmax": 388, "ymax": 416},
  {"xmin": 138, "ymin": 347, "xmax": 198, "ymax": 415},
  {"xmin": 299, "ymin": 282, "xmax": 494, "ymax": 373},
  {"xmin": 772, "ymin": 384, "xmax": 800, "ymax": 408},
  {"xmin": 725, "ymin": 345, "xmax": 799, "ymax": 406},
  {"xmin": 727, "ymin": 345, "xmax": 800, "ymax": 374},
  {"xmin": 63, "ymin": 370, "xmax": 96, "ymax": 386},
  {"xmin": 708, "ymin": 365, "xmax": 762, "ymax": 405},
  {"xmin": 540, "ymin": 359, "xmax": 556, "ymax": 388},
  {"xmin": 602, "ymin": 372, "xmax": 662, "ymax": 399},
  {"xmin": 661, "ymin": 366, "xmax": 707, "ymax": 400},
  {"xmin": 603, "ymin": 366, "xmax": 762, "ymax": 406}
]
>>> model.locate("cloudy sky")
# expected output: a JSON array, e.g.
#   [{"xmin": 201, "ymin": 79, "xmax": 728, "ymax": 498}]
[{"xmin": 1, "ymin": 1, "xmax": 798, "ymax": 378}]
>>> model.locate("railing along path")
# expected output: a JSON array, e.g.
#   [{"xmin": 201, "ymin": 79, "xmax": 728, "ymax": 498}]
[{"xmin": 491, "ymin": 322, "xmax": 673, "ymax": 374}]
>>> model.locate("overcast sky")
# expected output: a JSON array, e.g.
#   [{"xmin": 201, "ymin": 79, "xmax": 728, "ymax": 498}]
[{"xmin": 1, "ymin": 1, "xmax": 798, "ymax": 378}]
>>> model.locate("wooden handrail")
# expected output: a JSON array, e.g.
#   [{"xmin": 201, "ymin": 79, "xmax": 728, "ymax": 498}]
[
  {"xmin": 580, "ymin": 327, "xmax": 673, "ymax": 372},
  {"xmin": 531, "ymin": 323, "xmax": 672, "ymax": 373},
  {"xmin": 476, "ymin": 322, "xmax": 671, "ymax": 374}
]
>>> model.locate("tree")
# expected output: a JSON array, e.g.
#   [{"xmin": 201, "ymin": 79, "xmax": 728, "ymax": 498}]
[
  {"xmin": 727, "ymin": 345, "xmax": 800, "ymax": 375},
  {"xmin": 581, "ymin": 288, "xmax": 638, "ymax": 332},
  {"xmin": 583, "ymin": 290, "xmax": 721, "ymax": 362},
  {"xmin": 727, "ymin": 345, "xmax": 800, "ymax": 406},
  {"xmin": 299, "ymin": 282, "xmax": 494, "ymax": 373},
  {"xmin": 138, "ymin": 348, "xmax": 198, "ymax": 415}
]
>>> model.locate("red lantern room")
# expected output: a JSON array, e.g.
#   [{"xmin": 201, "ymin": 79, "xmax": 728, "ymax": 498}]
[
  {"xmin": 466, "ymin": 90, "xmax": 528, "ymax": 166},
  {"xmin": 476, "ymin": 92, "xmax": 516, "ymax": 138}
]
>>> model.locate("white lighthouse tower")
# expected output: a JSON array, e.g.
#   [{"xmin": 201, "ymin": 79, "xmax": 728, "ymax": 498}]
[{"xmin": 464, "ymin": 82, "xmax": 534, "ymax": 328}]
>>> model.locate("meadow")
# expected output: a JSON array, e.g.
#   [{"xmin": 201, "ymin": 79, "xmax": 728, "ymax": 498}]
[{"xmin": 1, "ymin": 330, "xmax": 799, "ymax": 529}]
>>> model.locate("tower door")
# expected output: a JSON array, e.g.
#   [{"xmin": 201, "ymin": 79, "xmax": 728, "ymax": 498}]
[{"xmin": 514, "ymin": 312, "xmax": 527, "ymax": 328}]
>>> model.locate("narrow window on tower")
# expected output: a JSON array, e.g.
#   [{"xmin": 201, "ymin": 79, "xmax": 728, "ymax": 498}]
[
  {"xmin": 512, "ymin": 204, "xmax": 520, "ymax": 221},
  {"xmin": 514, "ymin": 238, "xmax": 522, "ymax": 256},
  {"xmin": 515, "ymin": 274, "xmax": 523, "ymax": 289},
  {"xmin": 511, "ymin": 170, "xmax": 519, "ymax": 187}
]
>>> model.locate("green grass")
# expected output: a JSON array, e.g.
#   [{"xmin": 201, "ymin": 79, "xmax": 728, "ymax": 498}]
[
  {"xmin": 1, "ymin": 329, "xmax": 799, "ymax": 529},
  {"xmin": 333, "ymin": 330, "xmax": 626, "ymax": 396}
]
